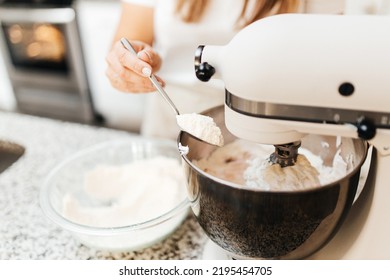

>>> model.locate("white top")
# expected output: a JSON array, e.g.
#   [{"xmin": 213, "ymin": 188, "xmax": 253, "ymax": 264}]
[{"xmin": 122, "ymin": 0, "xmax": 345, "ymax": 139}]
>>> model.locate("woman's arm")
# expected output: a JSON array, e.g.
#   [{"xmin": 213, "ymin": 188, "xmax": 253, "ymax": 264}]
[
  {"xmin": 113, "ymin": 2, "xmax": 154, "ymax": 45},
  {"xmin": 105, "ymin": 2, "xmax": 164, "ymax": 93}
]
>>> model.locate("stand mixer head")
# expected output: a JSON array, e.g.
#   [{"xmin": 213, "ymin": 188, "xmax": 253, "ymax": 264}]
[{"xmin": 195, "ymin": 14, "xmax": 390, "ymax": 156}]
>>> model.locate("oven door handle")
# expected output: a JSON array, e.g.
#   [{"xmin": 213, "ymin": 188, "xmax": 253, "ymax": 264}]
[{"xmin": 0, "ymin": 7, "xmax": 75, "ymax": 24}]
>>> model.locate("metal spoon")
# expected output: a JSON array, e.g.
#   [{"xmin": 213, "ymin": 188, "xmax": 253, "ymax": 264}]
[
  {"xmin": 120, "ymin": 38, "xmax": 223, "ymax": 147},
  {"xmin": 120, "ymin": 38, "xmax": 179, "ymax": 116}
]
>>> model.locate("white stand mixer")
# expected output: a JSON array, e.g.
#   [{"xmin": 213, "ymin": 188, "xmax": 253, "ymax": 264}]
[{"xmin": 194, "ymin": 12, "xmax": 390, "ymax": 259}]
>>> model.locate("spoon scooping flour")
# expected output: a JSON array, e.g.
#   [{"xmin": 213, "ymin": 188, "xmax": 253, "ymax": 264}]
[
  {"xmin": 176, "ymin": 113, "xmax": 224, "ymax": 146},
  {"xmin": 121, "ymin": 38, "xmax": 223, "ymax": 147}
]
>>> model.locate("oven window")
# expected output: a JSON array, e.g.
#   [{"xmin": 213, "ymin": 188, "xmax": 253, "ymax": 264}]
[{"xmin": 1, "ymin": 22, "xmax": 69, "ymax": 74}]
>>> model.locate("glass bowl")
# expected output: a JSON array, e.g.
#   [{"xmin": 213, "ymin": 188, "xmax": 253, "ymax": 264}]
[{"xmin": 40, "ymin": 138, "xmax": 189, "ymax": 252}]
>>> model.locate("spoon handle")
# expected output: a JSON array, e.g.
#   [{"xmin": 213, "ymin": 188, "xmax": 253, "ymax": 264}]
[{"xmin": 120, "ymin": 38, "xmax": 180, "ymax": 116}]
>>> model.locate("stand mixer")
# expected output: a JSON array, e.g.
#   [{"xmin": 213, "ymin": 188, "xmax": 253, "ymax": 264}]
[{"xmin": 187, "ymin": 13, "xmax": 390, "ymax": 259}]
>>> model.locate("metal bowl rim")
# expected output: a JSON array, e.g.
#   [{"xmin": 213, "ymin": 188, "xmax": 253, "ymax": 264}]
[{"xmin": 178, "ymin": 131, "xmax": 369, "ymax": 194}]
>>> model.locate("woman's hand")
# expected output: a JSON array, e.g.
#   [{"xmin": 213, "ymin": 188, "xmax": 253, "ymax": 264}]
[{"xmin": 105, "ymin": 39, "xmax": 165, "ymax": 93}]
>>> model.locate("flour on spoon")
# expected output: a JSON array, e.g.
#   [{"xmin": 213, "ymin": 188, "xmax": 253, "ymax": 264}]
[{"xmin": 176, "ymin": 113, "xmax": 224, "ymax": 146}]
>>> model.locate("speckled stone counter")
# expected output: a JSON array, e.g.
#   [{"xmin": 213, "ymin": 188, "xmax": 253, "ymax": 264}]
[{"xmin": 0, "ymin": 111, "xmax": 208, "ymax": 260}]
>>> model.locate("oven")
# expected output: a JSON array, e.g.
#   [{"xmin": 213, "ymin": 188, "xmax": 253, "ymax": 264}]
[{"xmin": 0, "ymin": 0, "xmax": 99, "ymax": 123}]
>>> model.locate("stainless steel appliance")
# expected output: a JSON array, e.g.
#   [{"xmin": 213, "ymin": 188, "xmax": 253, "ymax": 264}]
[
  {"xmin": 0, "ymin": 0, "xmax": 98, "ymax": 123},
  {"xmin": 179, "ymin": 106, "xmax": 369, "ymax": 259}
]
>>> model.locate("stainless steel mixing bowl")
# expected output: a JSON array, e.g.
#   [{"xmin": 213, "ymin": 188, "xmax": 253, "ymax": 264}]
[{"xmin": 178, "ymin": 105, "xmax": 369, "ymax": 259}]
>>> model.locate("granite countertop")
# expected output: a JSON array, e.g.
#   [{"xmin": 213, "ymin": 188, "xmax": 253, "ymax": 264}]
[{"xmin": 0, "ymin": 111, "xmax": 207, "ymax": 260}]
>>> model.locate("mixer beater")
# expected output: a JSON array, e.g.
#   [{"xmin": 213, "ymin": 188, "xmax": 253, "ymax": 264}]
[{"xmin": 269, "ymin": 141, "xmax": 301, "ymax": 168}]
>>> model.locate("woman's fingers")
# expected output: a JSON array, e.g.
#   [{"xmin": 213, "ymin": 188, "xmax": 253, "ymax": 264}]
[
  {"xmin": 105, "ymin": 40, "xmax": 165, "ymax": 93},
  {"xmin": 105, "ymin": 66, "xmax": 155, "ymax": 93},
  {"xmin": 115, "ymin": 41, "xmax": 152, "ymax": 77},
  {"xmin": 136, "ymin": 45, "xmax": 162, "ymax": 71}
]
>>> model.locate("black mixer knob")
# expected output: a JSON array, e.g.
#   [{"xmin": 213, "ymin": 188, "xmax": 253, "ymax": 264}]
[
  {"xmin": 357, "ymin": 117, "xmax": 376, "ymax": 140},
  {"xmin": 195, "ymin": 62, "xmax": 216, "ymax": 82}
]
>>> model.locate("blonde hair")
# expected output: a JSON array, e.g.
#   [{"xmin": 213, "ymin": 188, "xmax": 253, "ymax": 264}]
[{"xmin": 175, "ymin": 0, "xmax": 299, "ymax": 27}]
